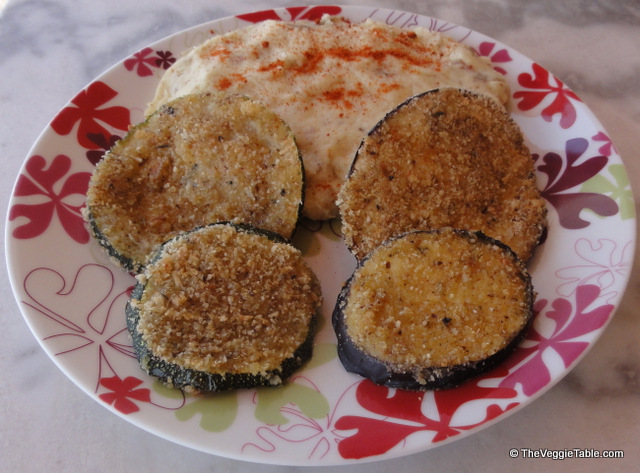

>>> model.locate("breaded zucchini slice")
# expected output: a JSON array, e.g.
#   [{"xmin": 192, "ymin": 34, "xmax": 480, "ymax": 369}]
[
  {"xmin": 332, "ymin": 228, "xmax": 534, "ymax": 390},
  {"xmin": 85, "ymin": 92, "xmax": 304, "ymax": 273},
  {"xmin": 337, "ymin": 87, "xmax": 547, "ymax": 262},
  {"xmin": 126, "ymin": 222, "xmax": 322, "ymax": 393}
]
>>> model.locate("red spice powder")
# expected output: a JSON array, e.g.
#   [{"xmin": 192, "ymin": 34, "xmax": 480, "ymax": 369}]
[
  {"xmin": 207, "ymin": 47, "xmax": 231, "ymax": 61},
  {"xmin": 320, "ymin": 86, "xmax": 363, "ymax": 109},
  {"xmin": 230, "ymin": 73, "xmax": 247, "ymax": 84},
  {"xmin": 393, "ymin": 30, "xmax": 419, "ymax": 48},
  {"xmin": 258, "ymin": 59, "xmax": 284, "ymax": 73},
  {"xmin": 215, "ymin": 73, "xmax": 247, "ymax": 91},
  {"xmin": 217, "ymin": 77, "xmax": 232, "ymax": 90},
  {"xmin": 347, "ymin": 84, "xmax": 364, "ymax": 97},
  {"xmin": 296, "ymin": 49, "xmax": 324, "ymax": 74},
  {"xmin": 207, "ymin": 25, "xmax": 445, "ymax": 106},
  {"xmin": 322, "ymin": 88, "xmax": 345, "ymax": 101},
  {"xmin": 257, "ymin": 43, "xmax": 438, "ymax": 79},
  {"xmin": 378, "ymin": 82, "xmax": 402, "ymax": 94}
]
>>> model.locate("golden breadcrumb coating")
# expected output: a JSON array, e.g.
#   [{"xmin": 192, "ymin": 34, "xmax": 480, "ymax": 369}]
[
  {"xmin": 338, "ymin": 88, "xmax": 547, "ymax": 262},
  {"xmin": 147, "ymin": 17, "xmax": 510, "ymax": 220},
  {"xmin": 341, "ymin": 229, "xmax": 532, "ymax": 377},
  {"xmin": 133, "ymin": 224, "xmax": 322, "ymax": 376},
  {"xmin": 85, "ymin": 93, "xmax": 303, "ymax": 272}
]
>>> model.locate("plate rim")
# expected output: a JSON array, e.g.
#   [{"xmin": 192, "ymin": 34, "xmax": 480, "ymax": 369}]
[{"xmin": 5, "ymin": 4, "xmax": 637, "ymax": 466}]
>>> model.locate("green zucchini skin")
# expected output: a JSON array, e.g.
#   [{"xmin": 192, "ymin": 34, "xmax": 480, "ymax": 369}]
[
  {"xmin": 84, "ymin": 115, "xmax": 155, "ymax": 274},
  {"xmin": 126, "ymin": 290, "xmax": 316, "ymax": 392},
  {"xmin": 85, "ymin": 206, "xmax": 142, "ymax": 274},
  {"xmin": 331, "ymin": 228, "xmax": 534, "ymax": 391},
  {"xmin": 125, "ymin": 222, "xmax": 318, "ymax": 393}
]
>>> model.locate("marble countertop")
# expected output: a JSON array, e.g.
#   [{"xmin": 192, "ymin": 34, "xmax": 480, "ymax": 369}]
[{"xmin": 1, "ymin": 1, "xmax": 638, "ymax": 471}]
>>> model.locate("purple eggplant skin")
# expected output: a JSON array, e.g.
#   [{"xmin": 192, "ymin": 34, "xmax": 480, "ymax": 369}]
[{"xmin": 331, "ymin": 229, "xmax": 535, "ymax": 391}]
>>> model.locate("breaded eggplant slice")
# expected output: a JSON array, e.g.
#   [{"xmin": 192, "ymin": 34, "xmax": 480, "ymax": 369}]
[
  {"xmin": 126, "ymin": 222, "xmax": 322, "ymax": 393},
  {"xmin": 337, "ymin": 87, "xmax": 547, "ymax": 262},
  {"xmin": 85, "ymin": 92, "xmax": 304, "ymax": 273},
  {"xmin": 332, "ymin": 228, "xmax": 534, "ymax": 390}
]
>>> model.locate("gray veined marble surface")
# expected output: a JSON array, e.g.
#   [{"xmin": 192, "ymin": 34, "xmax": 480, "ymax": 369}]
[{"xmin": 1, "ymin": 1, "xmax": 639, "ymax": 472}]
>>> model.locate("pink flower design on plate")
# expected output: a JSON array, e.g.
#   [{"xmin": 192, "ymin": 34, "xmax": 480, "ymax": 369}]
[
  {"xmin": 556, "ymin": 238, "xmax": 633, "ymax": 304},
  {"xmin": 124, "ymin": 47, "xmax": 176, "ymax": 77},
  {"xmin": 592, "ymin": 131, "xmax": 617, "ymax": 157},
  {"xmin": 50, "ymin": 81, "xmax": 130, "ymax": 149},
  {"xmin": 536, "ymin": 137, "xmax": 618, "ymax": 229},
  {"xmin": 85, "ymin": 132, "xmax": 122, "ymax": 166},
  {"xmin": 237, "ymin": 5, "xmax": 342, "ymax": 23},
  {"xmin": 514, "ymin": 63, "xmax": 581, "ymax": 129},
  {"xmin": 374, "ymin": 10, "xmax": 419, "ymax": 29},
  {"xmin": 476, "ymin": 41, "xmax": 512, "ymax": 75},
  {"xmin": 242, "ymin": 377, "xmax": 344, "ymax": 460},
  {"xmin": 499, "ymin": 285, "xmax": 613, "ymax": 396},
  {"xmin": 9, "ymin": 154, "xmax": 91, "ymax": 243},
  {"xmin": 22, "ymin": 263, "xmax": 135, "ymax": 392},
  {"xmin": 155, "ymin": 50, "xmax": 177, "ymax": 70}
]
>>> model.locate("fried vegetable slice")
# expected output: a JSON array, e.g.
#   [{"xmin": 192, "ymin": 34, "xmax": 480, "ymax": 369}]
[
  {"xmin": 338, "ymin": 88, "xmax": 547, "ymax": 262},
  {"xmin": 85, "ymin": 92, "xmax": 304, "ymax": 273},
  {"xmin": 332, "ymin": 228, "xmax": 534, "ymax": 390},
  {"xmin": 126, "ymin": 222, "xmax": 322, "ymax": 393}
]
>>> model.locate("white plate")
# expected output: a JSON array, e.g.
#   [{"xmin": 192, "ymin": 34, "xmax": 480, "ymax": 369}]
[{"xmin": 6, "ymin": 5, "xmax": 636, "ymax": 466}]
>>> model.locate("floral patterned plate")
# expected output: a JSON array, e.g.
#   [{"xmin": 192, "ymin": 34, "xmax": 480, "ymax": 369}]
[{"xmin": 6, "ymin": 5, "xmax": 636, "ymax": 466}]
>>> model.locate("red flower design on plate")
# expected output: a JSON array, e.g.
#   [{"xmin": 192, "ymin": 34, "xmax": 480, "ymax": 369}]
[
  {"xmin": 9, "ymin": 154, "xmax": 91, "ymax": 243},
  {"xmin": 50, "ymin": 81, "xmax": 130, "ymax": 149},
  {"xmin": 514, "ymin": 63, "xmax": 581, "ymax": 128},
  {"xmin": 124, "ymin": 47, "xmax": 156, "ymax": 76},
  {"xmin": 237, "ymin": 6, "xmax": 342, "ymax": 23},
  {"xmin": 499, "ymin": 285, "xmax": 613, "ymax": 396},
  {"xmin": 85, "ymin": 132, "xmax": 122, "ymax": 166},
  {"xmin": 124, "ymin": 47, "xmax": 176, "ymax": 76},
  {"xmin": 335, "ymin": 371, "xmax": 518, "ymax": 459},
  {"xmin": 536, "ymin": 137, "xmax": 618, "ymax": 229},
  {"xmin": 476, "ymin": 41, "xmax": 512, "ymax": 75},
  {"xmin": 155, "ymin": 50, "xmax": 177, "ymax": 69},
  {"xmin": 22, "ymin": 263, "xmax": 136, "ymax": 390},
  {"xmin": 99, "ymin": 376, "xmax": 151, "ymax": 414},
  {"xmin": 23, "ymin": 262, "xmax": 185, "ymax": 415}
]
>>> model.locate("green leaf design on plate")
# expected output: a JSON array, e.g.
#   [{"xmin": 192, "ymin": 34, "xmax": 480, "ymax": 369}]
[
  {"xmin": 152, "ymin": 380, "xmax": 185, "ymax": 399},
  {"xmin": 305, "ymin": 342, "xmax": 337, "ymax": 370},
  {"xmin": 175, "ymin": 391, "xmax": 238, "ymax": 432},
  {"xmin": 255, "ymin": 382, "xmax": 330, "ymax": 425},
  {"xmin": 582, "ymin": 164, "xmax": 635, "ymax": 220}
]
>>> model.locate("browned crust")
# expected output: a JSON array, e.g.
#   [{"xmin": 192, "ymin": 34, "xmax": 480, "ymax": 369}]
[
  {"xmin": 332, "ymin": 228, "xmax": 534, "ymax": 390},
  {"xmin": 147, "ymin": 17, "xmax": 511, "ymax": 221},
  {"xmin": 127, "ymin": 222, "xmax": 322, "ymax": 392},
  {"xmin": 337, "ymin": 88, "xmax": 547, "ymax": 262},
  {"xmin": 85, "ymin": 92, "xmax": 304, "ymax": 273}
]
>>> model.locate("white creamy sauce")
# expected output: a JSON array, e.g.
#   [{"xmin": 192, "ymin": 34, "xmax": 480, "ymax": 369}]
[{"xmin": 147, "ymin": 16, "xmax": 510, "ymax": 221}]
